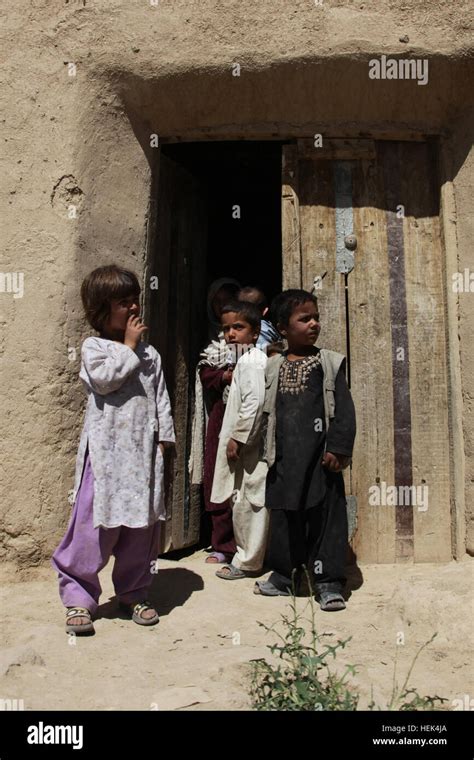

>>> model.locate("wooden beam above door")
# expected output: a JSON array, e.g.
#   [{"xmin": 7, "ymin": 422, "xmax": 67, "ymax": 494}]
[{"xmin": 296, "ymin": 138, "xmax": 376, "ymax": 160}]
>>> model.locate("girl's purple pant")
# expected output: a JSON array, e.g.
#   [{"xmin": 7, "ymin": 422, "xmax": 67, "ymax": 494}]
[{"xmin": 51, "ymin": 452, "xmax": 161, "ymax": 615}]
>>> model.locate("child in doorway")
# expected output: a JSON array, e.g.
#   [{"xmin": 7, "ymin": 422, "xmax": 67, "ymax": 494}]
[
  {"xmin": 52, "ymin": 265, "xmax": 175, "ymax": 634},
  {"xmin": 254, "ymin": 289, "xmax": 356, "ymax": 610},
  {"xmin": 188, "ymin": 277, "xmax": 241, "ymax": 564},
  {"xmin": 238, "ymin": 285, "xmax": 281, "ymax": 351},
  {"xmin": 207, "ymin": 277, "xmax": 241, "ymax": 342},
  {"xmin": 211, "ymin": 301, "xmax": 270, "ymax": 580}
]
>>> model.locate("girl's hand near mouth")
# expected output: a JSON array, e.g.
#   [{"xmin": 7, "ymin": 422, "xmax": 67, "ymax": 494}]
[{"xmin": 124, "ymin": 314, "xmax": 148, "ymax": 350}]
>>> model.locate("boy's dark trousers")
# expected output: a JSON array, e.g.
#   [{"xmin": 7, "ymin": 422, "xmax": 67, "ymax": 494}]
[{"xmin": 265, "ymin": 470, "xmax": 348, "ymax": 594}]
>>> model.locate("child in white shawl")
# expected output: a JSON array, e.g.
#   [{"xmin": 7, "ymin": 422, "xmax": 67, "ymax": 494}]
[{"xmin": 211, "ymin": 301, "xmax": 269, "ymax": 579}]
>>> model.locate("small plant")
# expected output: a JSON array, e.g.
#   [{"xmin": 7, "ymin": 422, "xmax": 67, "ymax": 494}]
[
  {"xmin": 368, "ymin": 633, "xmax": 447, "ymax": 711},
  {"xmin": 250, "ymin": 572, "xmax": 447, "ymax": 712},
  {"xmin": 250, "ymin": 576, "xmax": 359, "ymax": 711}
]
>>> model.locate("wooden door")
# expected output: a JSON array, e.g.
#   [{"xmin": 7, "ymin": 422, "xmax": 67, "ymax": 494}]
[
  {"xmin": 148, "ymin": 151, "xmax": 208, "ymax": 552},
  {"xmin": 281, "ymin": 139, "xmax": 451, "ymax": 563}
]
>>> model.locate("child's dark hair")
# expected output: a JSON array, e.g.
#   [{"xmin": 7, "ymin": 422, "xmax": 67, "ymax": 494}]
[
  {"xmin": 221, "ymin": 300, "xmax": 261, "ymax": 332},
  {"xmin": 270, "ymin": 289, "xmax": 318, "ymax": 329},
  {"xmin": 238, "ymin": 286, "xmax": 267, "ymax": 312},
  {"xmin": 81, "ymin": 265, "xmax": 141, "ymax": 332}
]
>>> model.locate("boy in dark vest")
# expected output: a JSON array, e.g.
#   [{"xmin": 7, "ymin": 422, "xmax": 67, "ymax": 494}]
[{"xmin": 255, "ymin": 289, "xmax": 356, "ymax": 610}]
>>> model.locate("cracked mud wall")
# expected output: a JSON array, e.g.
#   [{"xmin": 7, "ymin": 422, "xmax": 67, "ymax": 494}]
[{"xmin": 1, "ymin": 0, "xmax": 473, "ymax": 568}]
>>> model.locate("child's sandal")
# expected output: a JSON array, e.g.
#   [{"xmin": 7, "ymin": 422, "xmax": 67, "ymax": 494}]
[
  {"xmin": 65, "ymin": 607, "xmax": 95, "ymax": 635},
  {"xmin": 215, "ymin": 563, "xmax": 246, "ymax": 580},
  {"xmin": 315, "ymin": 582, "xmax": 346, "ymax": 612},
  {"xmin": 119, "ymin": 600, "xmax": 160, "ymax": 626},
  {"xmin": 253, "ymin": 580, "xmax": 290, "ymax": 596}
]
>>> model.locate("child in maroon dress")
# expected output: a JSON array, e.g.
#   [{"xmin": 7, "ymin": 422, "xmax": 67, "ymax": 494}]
[
  {"xmin": 191, "ymin": 278, "xmax": 240, "ymax": 564},
  {"xmin": 200, "ymin": 361, "xmax": 236, "ymax": 563}
]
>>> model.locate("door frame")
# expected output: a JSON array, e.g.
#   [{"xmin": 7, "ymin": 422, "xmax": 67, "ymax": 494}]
[{"xmin": 143, "ymin": 132, "xmax": 465, "ymax": 561}]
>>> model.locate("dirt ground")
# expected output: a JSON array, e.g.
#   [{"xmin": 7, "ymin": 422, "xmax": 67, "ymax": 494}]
[{"xmin": 0, "ymin": 552, "xmax": 472, "ymax": 712}]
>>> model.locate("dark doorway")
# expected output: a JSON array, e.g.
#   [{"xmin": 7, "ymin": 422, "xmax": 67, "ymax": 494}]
[
  {"xmin": 152, "ymin": 140, "xmax": 283, "ymax": 552},
  {"xmin": 161, "ymin": 141, "xmax": 283, "ymax": 304}
]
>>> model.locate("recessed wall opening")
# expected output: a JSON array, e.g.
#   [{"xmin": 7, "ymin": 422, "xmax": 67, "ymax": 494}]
[{"xmin": 150, "ymin": 135, "xmax": 454, "ymax": 564}]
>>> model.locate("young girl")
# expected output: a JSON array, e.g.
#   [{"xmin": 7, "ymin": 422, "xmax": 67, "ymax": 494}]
[
  {"xmin": 52, "ymin": 265, "xmax": 175, "ymax": 634},
  {"xmin": 255, "ymin": 289, "xmax": 356, "ymax": 610}
]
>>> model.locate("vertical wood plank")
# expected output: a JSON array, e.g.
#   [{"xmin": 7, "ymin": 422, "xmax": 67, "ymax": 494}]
[
  {"xmin": 379, "ymin": 142, "xmax": 415, "ymax": 562},
  {"xmin": 400, "ymin": 141, "xmax": 452, "ymax": 562},
  {"xmin": 150, "ymin": 154, "xmax": 207, "ymax": 552},
  {"xmin": 298, "ymin": 157, "xmax": 346, "ymax": 354},
  {"xmin": 439, "ymin": 141, "xmax": 467, "ymax": 560},
  {"xmin": 281, "ymin": 145, "xmax": 301, "ymax": 289},
  {"xmin": 350, "ymin": 158, "xmax": 396, "ymax": 562}
]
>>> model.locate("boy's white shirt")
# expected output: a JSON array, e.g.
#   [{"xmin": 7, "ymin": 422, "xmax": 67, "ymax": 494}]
[{"xmin": 211, "ymin": 346, "xmax": 268, "ymax": 507}]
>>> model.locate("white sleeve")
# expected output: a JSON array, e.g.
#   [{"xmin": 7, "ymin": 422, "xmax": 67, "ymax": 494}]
[
  {"xmin": 230, "ymin": 362, "xmax": 265, "ymax": 445},
  {"xmin": 154, "ymin": 351, "xmax": 176, "ymax": 444},
  {"xmin": 79, "ymin": 338, "xmax": 141, "ymax": 395}
]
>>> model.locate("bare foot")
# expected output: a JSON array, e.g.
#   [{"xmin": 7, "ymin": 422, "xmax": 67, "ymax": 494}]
[
  {"xmin": 67, "ymin": 616, "xmax": 89, "ymax": 626},
  {"xmin": 205, "ymin": 552, "xmax": 228, "ymax": 564}
]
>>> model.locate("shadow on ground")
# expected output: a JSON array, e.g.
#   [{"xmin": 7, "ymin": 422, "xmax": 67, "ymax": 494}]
[{"xmin": 95, "ymin": 567, "xmax": 204, "ymax": 620}]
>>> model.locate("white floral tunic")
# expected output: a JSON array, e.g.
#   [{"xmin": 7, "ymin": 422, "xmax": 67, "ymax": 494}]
[{"xmin": 72, "ymin": 337, "xmax": 175, "ymax": 529}]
